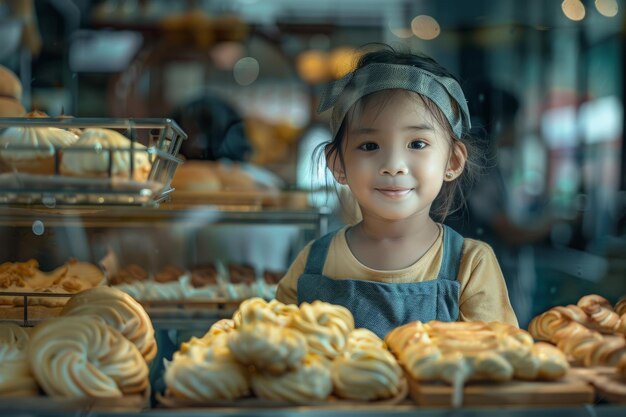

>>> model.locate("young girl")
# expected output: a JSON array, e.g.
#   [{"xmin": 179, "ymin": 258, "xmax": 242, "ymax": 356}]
[{"xmin": 276, "ymin": 47, "xmax": 518, "ymax": 337}]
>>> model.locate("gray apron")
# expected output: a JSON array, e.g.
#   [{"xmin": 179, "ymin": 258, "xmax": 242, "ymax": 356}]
[{"xmin": 297, "ymin": 225, "xmax": 462, "ymax": 338}]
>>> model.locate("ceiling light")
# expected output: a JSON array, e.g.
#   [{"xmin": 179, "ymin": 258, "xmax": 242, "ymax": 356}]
[
  {"xmin": 411, "ymin": 15, "xmax": 440, "ymax": 40},
  {"xmin": 595, "ymin": 0, "xmax": 618, "ymax": 17},
  {"xmin": 562, "ymin": 0, "xmax": 586, "ymax": 21}
]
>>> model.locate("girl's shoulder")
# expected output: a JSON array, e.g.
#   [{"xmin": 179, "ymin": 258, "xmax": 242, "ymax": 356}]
[{"xmin": 461, "ymin": 237, "xmax": 498, "ymax": 263}]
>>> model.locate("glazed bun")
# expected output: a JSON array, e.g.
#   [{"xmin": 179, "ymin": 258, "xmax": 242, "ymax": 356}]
[{"xmin": 0, "ymin": 97, "xmax": 26, "ymax": 117}]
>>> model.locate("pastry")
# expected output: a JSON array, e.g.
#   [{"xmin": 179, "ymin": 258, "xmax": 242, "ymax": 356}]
[
  {"xmin": 250, "ymin": 353, "xmax": 332, "ymax": 403},
  {"xmin": 0, "ymin": 322, "xmax": 29, "ymax": 348},
  {"xmin": 615, "ymin": 297, "xmax": 626, "ymax": 316},
  {"xmin": 578, "ymin": 294, "xmax": 621, "ymax": 333},
  {"xmin": 532, "ymin": 342, "xmax": 569, "ymax": 380},
  {"xmin": 155, "ymin": 265, "xmax": 184, "ymax": 283},
  {"xmin": 346, "ymin": 328, "xmax": 385, "ymax": 350},
  {"xmin": 109, "ymin": 264, "xmax": 148, "ymax": 286},
  {"xmin": 233, "ymin": 297, "xmax": 292, "ymax": 328},
  {"xmin": 165, "ymin": 343, "xmax": 249, "ymax": 401},
  {"xmin": 60, "ymin": 128, "xmax": 152, "ymax": 181},
  {"xmin": 331, "ymin": 346, "xmax": 403, "ymax": 400},
  {"xmin": 61, "ymin": 286, "xmax": 157, "ymax": 364},
  {"xmin": 0, "ymin": 343, "xmax": 39, "ymax": 397},
  {"xmin": 190, "ymin": 264, "xmax": 219, "ymax": 288},
  {"xmin": 28, "ymin": 316, "xmax": 149, "ymax": 397},
  {"xmin": 170, "ymin": 160, "xmax": 221, "ymax": 192},
  {"xmin": 0, "ymin": 111, "xmax": 78, "ymax": 175},
  {"xmin": 290, "ymin": 301, "xmax": 355, "ymax": 359},
  {"xmin": 0, "ymin": 65, "xmax": 26, "ymax": 118},
  {"xmin": 227, "ymin": 322, "xmax": 307, "ymax": 374}
]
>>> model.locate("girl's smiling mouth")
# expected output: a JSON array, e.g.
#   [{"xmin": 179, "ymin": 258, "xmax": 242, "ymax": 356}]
[{"xmin": 375, "ymin": 187, "xmax": 413, "ymax": 198}]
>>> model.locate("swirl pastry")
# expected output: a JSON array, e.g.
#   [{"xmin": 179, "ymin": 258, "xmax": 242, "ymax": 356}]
[
  {"xmin": 346, "ymin": 328, "xmax": 385, "ymax": 351},
  {"xmin": 0, "ymin": 322, "xmax": 30, "ymax": 348},
  {"xmin": 290, "ymin": 301, "xmax": 354, "ymax": 359},
  {"xmin": 28, "ymin": 316, "xmax": 148, "ymax": 398},
  {"xmin": 331, "ymin": 346, "xmax": 403, "ymax": 400},
  {"xmin": 165, "ymin": 343, "xmax": 249, "ymax": 401},
  {"xmin": 578, "ymin": 294, "xmax": 621, "ymax": 333},
  {"xmin": 0, "ymin": 343, "xmax": 39, "ymax": 397},
  {"xmin": 233, "ymin": 297, "xmax": 289, "ymax": 328},
  {"xmin": 554, "ymin": 322, "xmax": 603, "ymax": 363},
  {"xmin": 528, "ymin": 308, "xmax": 570, "ymax": 342},
  {"xmin": 251, "ymin": 353, "xmax": 332, "ymax": 403},
  {"xmin": 228, "ymin": 322, "xmax": 307, "ymax": 374},
  {"xmin": 61, "ymin": 287, "xmax": 157, "ymax": 364}
]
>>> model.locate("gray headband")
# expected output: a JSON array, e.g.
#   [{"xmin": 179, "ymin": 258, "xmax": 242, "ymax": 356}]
[{"xmin": 318, "ymin": 63, "xmax": 471, "ymax": 139}]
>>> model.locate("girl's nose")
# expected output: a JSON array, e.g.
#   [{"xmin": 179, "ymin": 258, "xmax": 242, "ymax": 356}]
[{"xmin": 379, "ymin": 154, "xmax": 409, "ymax": 176}]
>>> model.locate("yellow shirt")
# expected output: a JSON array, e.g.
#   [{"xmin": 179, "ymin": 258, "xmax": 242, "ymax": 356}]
[{"xmin": 276, "ymin": 224, "xmax": 518, "ymax": 327}]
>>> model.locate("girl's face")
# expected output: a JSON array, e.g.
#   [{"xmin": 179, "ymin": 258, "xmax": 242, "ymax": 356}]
[{"xmin": 331, "ymin": 91, "xmax": 460, "ymax": 222}]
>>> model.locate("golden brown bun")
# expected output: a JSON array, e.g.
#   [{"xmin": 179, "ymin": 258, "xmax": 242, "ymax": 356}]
[
  {"xmin": 0, "ymin": 66, "xmax": 22, "ymax": 100},
  {"xmin": 0, "ymin": 97, "xmax": 26, "ymax": 117},
  {"xmin": 171, "ymin": 161, "xmax": 221, "ymax": 192}
]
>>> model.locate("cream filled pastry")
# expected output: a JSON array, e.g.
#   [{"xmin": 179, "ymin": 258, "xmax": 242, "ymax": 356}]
[
  {"xmin": 331, "ymin": 346, "xmax": 403, "ymax": 401},
  {"xmin": 61, "ymin": 287, "xmax": 157, "ymax": 364},
  {"xmin": 0, "ymin": 343, "xmax": 39, "ymax": 397},
  {"xmin": 233, "ymin": 297, "xmax": 292, "ymax": 328},
  {"xmin": 228, "ymin": 322, "xmax": 307, "ymax": 374},
  {"xmin": 290, "ymin": 301, "xmax": 354, "ymax": 359},
  {"xmin": 165, "ymin": 343, "xmax": 249, "ymax": 401},
  {"xmin": 0, "ymin": 322, "xmax": 30, "ymax": 348},
  {"xmin": 251, "ymin": 353, "xmax": 332, "ymax": 403},
  {"xmin": 60, "ymin": 128, "xmax": 152, "ymax": 181},
  {"xmin": 28, "ymin": 316, "xmax": 149, "ymax": 398}
]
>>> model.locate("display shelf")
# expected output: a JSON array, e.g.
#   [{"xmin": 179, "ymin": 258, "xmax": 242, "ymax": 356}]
[{"xmin": 0, "ymin": 205, "xmax": 330, "ymax": 234}]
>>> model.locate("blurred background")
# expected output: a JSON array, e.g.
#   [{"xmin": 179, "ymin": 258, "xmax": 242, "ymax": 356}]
[{"xmin": 1, "ymin": 0, "xmax": 626, "ymax": 326}]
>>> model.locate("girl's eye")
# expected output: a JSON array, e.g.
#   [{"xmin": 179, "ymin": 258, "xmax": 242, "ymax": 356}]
[
  {"xmin": 409, "ymin": 140, "xmax": 427, "ymax": 150},
  {"xmin": 358, "ymin": 142, "xmax": 379, "ymax": 151}
]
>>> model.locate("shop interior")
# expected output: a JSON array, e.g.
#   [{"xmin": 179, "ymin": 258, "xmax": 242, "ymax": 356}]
[{"xmin": 1, "ymin": 0, "xmax": 626, "ymax": 414}]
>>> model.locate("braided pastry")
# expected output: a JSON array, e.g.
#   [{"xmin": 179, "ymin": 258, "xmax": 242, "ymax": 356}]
[
  {"xmin": 346, "ymin": 328, "xmax": 385, "ymax": 351},
  {"xmin": 583, "ymin": 335, "xmax": 626, "ymax": 367},
  {"xmin": 28, "ymin": 316, "xmax": 149, "ymax": 398},
  {"xmin": 331, "ymin": 346, "xmax": 404, "ymax": 401},
  {"xmin": 553, "ymin": 322, "xmax": 603, "ymax": 363},
  {"xmin": 165, "ymin": 343, "xmax": 249, "ymax": 401},
  {"xmin": 290, "ymin": 301, "xmax": 354, "ymax": 359},
  {"xmin": 227, "ymin": 322, "xmax": 307, "ymax": 374},
  {"xmin": 615, "ymin": 297, "xmax": 626, "ymax": 316},
  {"xmin": 61, "ymin": 287, "xmax": 156, "ymax": 364},
  {"xmin": 578, "ymin": 295, "xmax": 621, "ymax": 333},
  {"xmin": 251, "ymin": 353, "xmax": 332, "ymax": 403},
  {"xmin": 0, "ymin": 343, "xmax": 39, "ymax": 397},
  {"xmin": 531, "ymin": 342, "xmax": 568, "ymax": 380}
]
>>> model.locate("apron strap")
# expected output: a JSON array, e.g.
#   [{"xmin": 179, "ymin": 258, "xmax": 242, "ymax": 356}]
[
  {"xmin": 303, "ymin": 231, "xmax": 336, "ymax": 275},
  {"xmin": 437, "ymin": 225, "xmax": 464, "ymax": 282}
]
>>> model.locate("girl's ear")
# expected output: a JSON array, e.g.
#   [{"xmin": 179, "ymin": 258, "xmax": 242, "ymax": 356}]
[
  {"xmin": 325, "ymin": 144, "xmax": 347, "ymax": 185},
  {"xmin": 444, "ymin": 140, "xmax": 468, "ymax": 181}
]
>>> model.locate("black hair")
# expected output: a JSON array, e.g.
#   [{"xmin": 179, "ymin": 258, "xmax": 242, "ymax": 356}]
[
  {"xmin": 318, "ymin": 44, "xmax": 482, "ymax": 222},
  {"xmin": 171, "ymin": 94, "xmax": 251, "ymax": 161}
]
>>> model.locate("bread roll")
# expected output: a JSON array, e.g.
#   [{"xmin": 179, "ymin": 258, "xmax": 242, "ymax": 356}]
[
  {"xmin": 0, "ymin": 322, "xmax": 29, "ymax": 348},
  {"xmin": 0, "ymin": 65, "xmax": 22, "ymax": 100},
  {"xmin": 0, "ymin": 111, "xmax": 78, "ymax": 175},
  {"xmin": 28, "ymin": 316, "xmax": 148, "ymax": 397},
  {"xmin": 0, "ymin": 97, "xmax": 25, "ymax": 117},
  {"xmin": 171, "ymin": 160, "xmax": 221, "ymax": 192},
  {"xmin": 60, "ymin": 128, "xmax": 152, "ymax": 181},
  {"xmin": 61, "ymin": 287, "xmax": 157, "ymax": 364}
]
